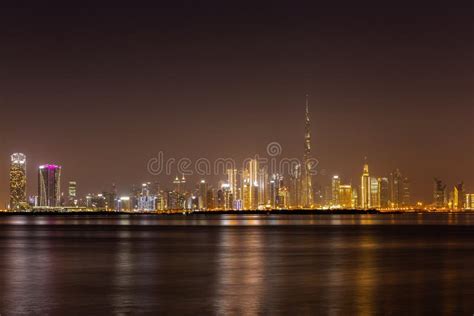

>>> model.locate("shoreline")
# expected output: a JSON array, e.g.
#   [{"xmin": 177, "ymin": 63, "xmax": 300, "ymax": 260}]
[{"xmin": 0, "ymin": 209, "xmax": 472, "ymax": 216}]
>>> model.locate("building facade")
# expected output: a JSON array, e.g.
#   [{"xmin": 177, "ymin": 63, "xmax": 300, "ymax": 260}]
[
  {"xmin": 38, "ymin": 164, "xmax": 62, "ymax": 207},
  {"xmin": 361, "ymin": 161, "xmax": 370, "ymax": 209},
  {"xmin": 9, "ymin": 153, "xmax": 27, "ymax": 210}
]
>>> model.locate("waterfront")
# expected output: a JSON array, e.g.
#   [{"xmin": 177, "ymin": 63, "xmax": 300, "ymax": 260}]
[{"xmin": 0, "ymin": 214, "xmax": 473, "ymax": 314}]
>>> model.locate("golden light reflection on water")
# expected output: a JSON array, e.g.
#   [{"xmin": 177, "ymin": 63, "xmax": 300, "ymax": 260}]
[
  {"xmin": 0, "ymin": 215, "xmax": 472, "ymax": 314},
  {"xmin": 354, "ymin": 234, "xmax": 377, "ymax": 315},
  {"xmin": 2, "ymin": 213, "xmax": 474, "ymax": 226},
  {"xmin": 215, "ymin": 229, "xmax": 264, "ymax": 315}
]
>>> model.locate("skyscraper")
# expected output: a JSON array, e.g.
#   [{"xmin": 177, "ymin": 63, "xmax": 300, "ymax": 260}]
[
  {"xmin": 433, "ymin": 178, "xmax": 447, "ymax": 209},
  {"xmin": 137, "ymin": 182, "xmax": 156, "ymax": 211},
  {"xmin": 289, "ymin": 164, "xmax": 301, "ymax": 208},
  {"xmin": 390, "ymin": 169, "xmax": 410, "ymax": 208},
  {"xmin": 466, "ymin": 194, "xmax": 474, "ymax": 210},
  {"xmin": 226, "ymin": 168, "xmax": 238, "ymax": 200},
  {"xmin": 9, "ymin": 153, "xmax": 27, "ymax": 210},
  {"xmin": 331, "ymin": 175, "xmax": 341, "ymax": 207},
  {"xmin": 339, "ymin": 184, "xmax": 352, "ymax": 209},
  {"xmin": 390, "ymin": 169, "xmax": 403, "ymax": 208},
  {"xmin": 199, "ymin": 180, "xmax": 208, "ymax": 210},
  {"xmin": 38, "ymin": 164, "xmax": 62, "ymax": 207},
  {"xmin": 68, "ymin": 181, "xmax": 77, "ymax": 206},
  {"xmin": 370, "ymin": 177, "xmax": 380, "ymax": 208},
  {"xmin": 360, "ymin": 159, "xmax": 370, "ymax": 209},
  {"xmin": 351, "ymin": 186, "xmax": 359, "ymax": 209},
  {"xmin": 258, "ymin": 167, "xmax": 268, "ymax": 206},
  {"xmin": 270, "ymin": 173, "xmax": 283, "ymax": 208},
  {"xmin": 379, "ymin": 177, "xmax": 389, "ymax": 208},
  {"xmin": 270, "ymin": 178, "xmax": 277, "ymax": 208},
  {"xmin": 402, "ymin": 176, "xmax": 410, "ymax": 207},
  {"xmin": 453, "ymin": 182, "xmax": 465, "ymax": 210},
  {"xmin": 302, "ymin": 95, "xmax": 314, "ymax": 208},
  {"xmin": 248, "ymin": 159, "xmax": 259, "ymax": 209},
  {"xmin": 173, "ymin": 175, "xmax": 181, "ymax": 193}
]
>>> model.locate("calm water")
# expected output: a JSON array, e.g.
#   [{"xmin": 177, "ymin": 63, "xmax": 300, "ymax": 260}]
[{"xmin": 0, "ymin": 214, "xmax": 473, "ymax": 315}]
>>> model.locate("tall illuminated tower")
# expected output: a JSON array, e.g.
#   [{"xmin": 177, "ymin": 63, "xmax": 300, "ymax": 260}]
[
  {"xmin": 9, "ymin": 153, "xmax": 27, "ymax": 210},
  {"xmin": 433, "ymin": 178, "xmax": 447, "ymax": 209},
  {"xmin": 331, "ymin": 175, "xmax": 341, "ymax": 207},
  {"xmin": 248, "ymin": 159, "xmax": 259, "ymax": 209},
  {"xmin": 360, "ymin": 159, "xmax": 370, "ymax": 209},
  {"xmin": 453, "ymin": 182, "xmax": 465, "ymax": 210},
  {"xmin": 226, "ymin": 168, "xmax": 238, "ymax": 199},
  {"xmin": 302, "ymin": 95, "xmax": 314, "ymax": 208},
  {"xmin": 38, "ymin": 164, "xmax": 62, "ymax": 207},
  {"xmin": 68, "ymin": 181, "xmax": 77, "ymax": 206},
  {"xmin": 199, "ymin": 180, "xmax": 208, "ymax": 210},
  {"xmin": 370, "ymin": 177, "xmax": 380, "ymax": 208}
]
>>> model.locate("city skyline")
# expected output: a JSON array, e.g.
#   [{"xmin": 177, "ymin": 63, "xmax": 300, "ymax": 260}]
[
  {"xmin": 4, "ymin": 99, "xmax": 472, "ymax": 211},
  {"xmin": 0, "ymin": 2, "xmax": 472, "ymax": 206},
  {"xmin": 0, "ymin": 3, "xmax": 473, "ymax": 315}
]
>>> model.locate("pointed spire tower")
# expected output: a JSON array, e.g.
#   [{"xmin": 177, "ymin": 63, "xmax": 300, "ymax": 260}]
[{"xmin": 302, "ymin": 94, "xmax": 314, "ymax": 208}]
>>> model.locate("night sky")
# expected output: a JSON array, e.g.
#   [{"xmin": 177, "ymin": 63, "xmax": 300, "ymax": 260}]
[{"xmin": 0, "ymin": 1, "xmax": 472, "ymax": 206}]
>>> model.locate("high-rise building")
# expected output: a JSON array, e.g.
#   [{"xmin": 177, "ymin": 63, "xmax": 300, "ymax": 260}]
[
  {"xmin": 242, "ymin": 178, "xmax": 250, "ymax": 210},
  {"xmin": 258, "ymin": 167, "xmax": 268, "ymax": 206},
  {"xmin": 289, "ymin": 164, "xmax": 301, "ymax": 208},
  {"xmin": 389, "ymin": 169, "xmax": 403, "ymax": 208},
  {"xmin": 339, "ymin": 184, "xmax": 352, "ymax": 209},
  {"xmin": 221, "ymin": 183, "xmax": 233, "ymax": 210},
  {"xmin": 207, "ymin": 188, "xmax": 216, "ymax": 210},
  {"xmin": 248, "ymin": 159, "xmax": 259, "ymax": 209},
  {"xmin": 331, "ymin": 175, "xmax": 341, "ymax": 207},
  {"xmin": 173, "ymin": 175, "xmax": 182, "ymax": 193},
  {"xmin": 68, "ymin": 181, "xmax": 77, "ymax": 206},
  {"xmin": 118, "ymin": 196, "xmax": 131, "ymax": 212},
  {"xmin": 360, "ymin": 160, "xmax": 370, "ymax": 209},
  {"xmin": 466, "ymin": 194, "xmax": 474, "ymax": 210},
  {"xmin": 313, "ymin": 184, "xmax": 324, "ymax": 208},
  {"xmin": 270, "ymin": 173, "xmax": 284, "ymax": 208},
  {"xmin": 389, "ymin": 170, "xmax": 411, "ymax": 208},
  {"xmin": 9, "ymin": 153, "xmax": 27, "ymax": 210},
  {"xmin": 217, "ymin": 189, "xmax": 225, "ymax": 209},
  {"xmin": 433, "ymin": 178, "xmax": 447, "ymax": 209},
  {"xmin": 302, "ymin": 95, "xmax": 314, "ymax": 208},
  {"xmin": 101, "ymin": 183, "xmax": 118, "ymax": 211},
  {"xmin": 227, "ymin": 169, "xmax": 238, "ymax": 200},
  {"xmin": 351, "ymin": 187, "xmax": 359, "ymax": 209},
  {"xmin": 86, "ymin": 193, "xmax": 106, "ymax": 210},
  {"xmin": 138, "ymin": 183, "xmax": 156, "ymax": 211},
  {"xmin": 199, "ymin": 180, "xmax": 208, "ymax": 210},
  {"xmin": 378, "ymin": 177, "xmax": 389, "ymax": 208},
  {"xmin": 453, "ymin": 182, "xmax": 465, "ymax": 210},
  {"xmin": 38, "ymin": 164, "xmax": 62, "ymax": 207},
  {"xmin": 269, "ymin": 175, "xmax": 278, "ymax": 208},
  {"xmin": 402, "ymin": 177, "xmax": 410, "ymax": 207},
  {"xmin": 370, "ymin": 177, "xmax": 380, "ymax": 208},
  {"xmin": 278, "ymin": 186, "xmax": 289, "ymax": 209},
  {"xmin": 155, "ymin": 191, "xmax": 166, "ymax": 211}
]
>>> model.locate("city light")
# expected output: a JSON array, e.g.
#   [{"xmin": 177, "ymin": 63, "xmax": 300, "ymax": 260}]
[{"xmin": 3, "ymin": 99, "xmax": 471, "ymax": 213}]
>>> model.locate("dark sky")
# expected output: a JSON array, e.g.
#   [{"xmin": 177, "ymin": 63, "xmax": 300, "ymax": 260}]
[{"xmin": 0, "ymin": 1, "xmax": 473, "ymax": 206}]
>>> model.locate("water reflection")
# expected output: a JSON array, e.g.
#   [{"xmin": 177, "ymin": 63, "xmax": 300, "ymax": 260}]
[
  {"xmin": 215, "ymin": 228, "xmax": 265, "ymax": 314},
  {"xmin": 0, "ymin": 214, "xmax": 472, "ymax": 314},
  {"xmin": 2, "ymin": 232, "xmax": 54, "ymax": 314},
  {"xmin": 1, "ymin": 213, "xmax": 474, "ymax": 227}
]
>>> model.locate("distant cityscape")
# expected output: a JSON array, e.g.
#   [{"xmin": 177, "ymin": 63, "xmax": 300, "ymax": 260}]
[{"xmin": 5, "ymin": 98, "xmax": 473, "ymax": 213}]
